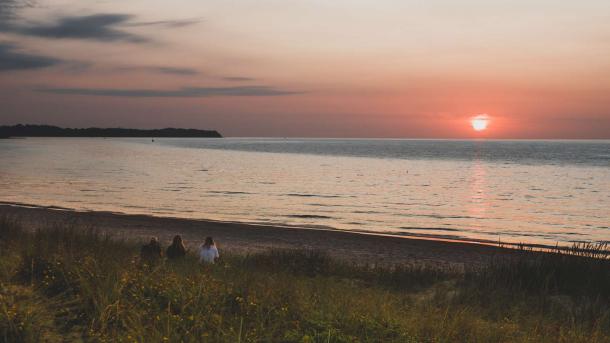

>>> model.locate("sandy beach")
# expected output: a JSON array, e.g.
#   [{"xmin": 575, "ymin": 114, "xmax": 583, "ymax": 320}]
[{"xmin": 0, "ymin": 203, "xmax": 519, "ymax": 267}]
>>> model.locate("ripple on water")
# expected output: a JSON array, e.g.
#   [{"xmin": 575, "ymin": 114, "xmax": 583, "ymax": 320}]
[
  {"xmin": 395, "ymin": 213, "xmax": 477, "ymax": 220},
  {"xmin": 399, "ymin": 226, "xmax": 462, "ymax": 232},
  {"xmin": 286, "ymin": 214, "xmax": 335, "ymax": 219},
  {"xmin": 208, "ymin": 190, "xmax": 253, "ymax": 195},
  {"xmin": 284, "ymin": 193, "xmax": 344, "ymax": 198}
]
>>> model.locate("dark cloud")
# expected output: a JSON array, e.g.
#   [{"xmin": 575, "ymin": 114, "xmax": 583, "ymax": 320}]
[
  {"xmin": 2, "ymin": 13, "xmax": 202, "ymax": 42},
  {"xmin": 153, "ymin": 67, "xmax": 199, "ymax": 75},
  {"xmin": 126, "ymin": 18, "xmax": 202, "ymax": 28},
  {"xmin": 9, "ymin": 14, "xmax": 148, "ymax": 42},
  {"xmin": 0, "ymin": 42, "xmax": 61, "ymax": 71},
  {"xmin": 114, "ymin": 65, "xmax": 200, "ymax": 75},
  {"xmin": 35, "ymin": 85, "xmax": 300, "ymax": 97},
  {"xmin": 0, "ymin": 0, "xmax": 34, "ymax": 20},
  {"xmin": 223, "ymin": 76, "xmax": 255, "ymax": 82}
]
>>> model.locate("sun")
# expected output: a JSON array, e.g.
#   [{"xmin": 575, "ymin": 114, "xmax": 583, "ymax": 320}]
[{"xmin": 471, "ymin": 114, "xmax": 490, "ymax": 132}]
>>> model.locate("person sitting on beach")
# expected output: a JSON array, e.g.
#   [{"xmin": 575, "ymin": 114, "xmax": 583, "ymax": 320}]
[
  {"xmin": 166, "ymin": 235, "xmax": 187, "ymax": 260},
  {"xmin": 198, "ymin": 237, "xmax": 219, "ymax": 264},
  {"xmin": 140, "ymin": 237, "xmax": 162, "ymax": 264}
]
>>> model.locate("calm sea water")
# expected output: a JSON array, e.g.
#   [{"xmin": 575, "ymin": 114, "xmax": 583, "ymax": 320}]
[{"xmin": 1, "ymin": 138, "xmax": 608, "ymax": 246}]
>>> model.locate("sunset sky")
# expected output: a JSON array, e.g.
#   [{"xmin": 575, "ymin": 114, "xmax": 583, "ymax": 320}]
[{"xmin": 1, "ymin": 0, "xmax": 609, "ymax": 138}]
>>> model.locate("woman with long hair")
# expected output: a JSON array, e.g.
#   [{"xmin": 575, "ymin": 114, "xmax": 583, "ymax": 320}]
[
  {"xmin": 166, "ymin": 235, "xmax": 187, "ymax": 259},
  {"xmin": 198, "ymin": 236, "xmax": 219, "ymax": 264},
  {"xmin": 140, "ymin": 236, "xmax": 162, "ymax": 264}
]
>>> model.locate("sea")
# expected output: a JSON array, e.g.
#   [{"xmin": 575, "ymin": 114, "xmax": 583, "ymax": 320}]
[{"xmin": 1, "ymin": 137, "xmax": 608, "ymax": 247}]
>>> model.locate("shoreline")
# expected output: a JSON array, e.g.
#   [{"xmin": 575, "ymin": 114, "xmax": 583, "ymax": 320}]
[
  {"xmin": 0, "ymin": 200, "xmax": 571, "ymax": 251},
  {"xmin": 0, "ymin": 203, "xmax": 526, "ymax": 266}
]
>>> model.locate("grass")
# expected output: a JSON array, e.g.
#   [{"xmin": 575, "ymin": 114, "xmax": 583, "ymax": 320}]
[{"xmin": 2, "ymin": 215, "xmax": 610, "ymax": 342}]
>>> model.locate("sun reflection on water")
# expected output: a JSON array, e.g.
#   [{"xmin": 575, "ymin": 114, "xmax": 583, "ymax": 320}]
[{"xmin": 469, "ymin": 159, "xmax": 488, "ymax": 219}]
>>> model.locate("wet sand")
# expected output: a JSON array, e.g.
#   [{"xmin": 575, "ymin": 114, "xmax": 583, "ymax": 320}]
[{"xmin": 0, "ymin": 203, "xmax": 518, "ymax": 267}]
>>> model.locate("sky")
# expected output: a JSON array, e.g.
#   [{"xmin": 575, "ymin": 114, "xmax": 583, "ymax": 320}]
[{"xmin": 0, "ymin": 0, "xmax": 609, "ymax": 138}]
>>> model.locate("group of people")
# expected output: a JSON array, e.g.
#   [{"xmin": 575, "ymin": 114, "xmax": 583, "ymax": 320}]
[{"xmin": 140, "ymin": 235, "xmax": 219, "ymax": 264}]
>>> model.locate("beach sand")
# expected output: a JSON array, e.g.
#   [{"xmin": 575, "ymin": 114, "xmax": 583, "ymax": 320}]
[{"xmin": 0, "ymin": 203, "xmax": 516, "ymax": 267}]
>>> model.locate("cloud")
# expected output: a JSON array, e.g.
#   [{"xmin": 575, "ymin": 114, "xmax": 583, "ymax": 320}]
[
  {"xmin": 153, "ymin": 67, "xmax": 199, "ymax": 75},
  {"xmin": 223, "ymin": 76, "xmax": 255, "ymax": 82},
  {"xmin": 114, "ymin": 65, "xmax": 200, "ymax": 75},
  {"xmin": 0, "ymin": 42, "xmax": 61, "ymax": 71},
  {"xmin": 35, "ymin": 85, "xmax": 300, "ymax": 97},
  {"xmin": 9, "ymin": 13, "xmax": 148, "ymax": 42},
  {"xmin": 126, "ymin": 18, "xmax": 202, "ymax": 28},
  {"xmin": 59, "ymin": 60, "xmax": 93, "ymax": 73},
  {"xmin": 0, "ymin": 0, "xmax": 34, "ymax": 20},
  {"xmin": 2, "ymin": 13, "xmax": 202, "ymax": 43}
]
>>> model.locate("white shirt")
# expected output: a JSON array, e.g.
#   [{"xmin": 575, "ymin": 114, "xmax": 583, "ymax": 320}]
[{"xmin": 198, "ymin": 245, "xmax": 219, "ymax": 264}]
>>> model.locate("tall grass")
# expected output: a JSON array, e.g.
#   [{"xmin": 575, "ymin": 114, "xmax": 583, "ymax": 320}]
[
  {"xmin": 466, "ymin": 243, "xmax": 610, "ymax": 298},
  {"xmin": 2, "ymin": 215, "xmax": 610, "ymax": 342}
]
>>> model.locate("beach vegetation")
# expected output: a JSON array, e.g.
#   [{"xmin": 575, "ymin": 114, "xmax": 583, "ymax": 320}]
[{"xmin": 1, "ymin": 216, "xmax": 610, "ymax": 342}]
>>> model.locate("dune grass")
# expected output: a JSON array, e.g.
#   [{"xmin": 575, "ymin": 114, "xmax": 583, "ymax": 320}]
[{"xmin": 1, "ymin": 216, "xmax": 610, "ymax": 342}]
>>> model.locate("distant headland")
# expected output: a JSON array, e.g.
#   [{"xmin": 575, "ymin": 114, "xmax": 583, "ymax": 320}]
[{"xmin": 0, "ymin": 124, "xmax": 222, "ymax": 138}]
